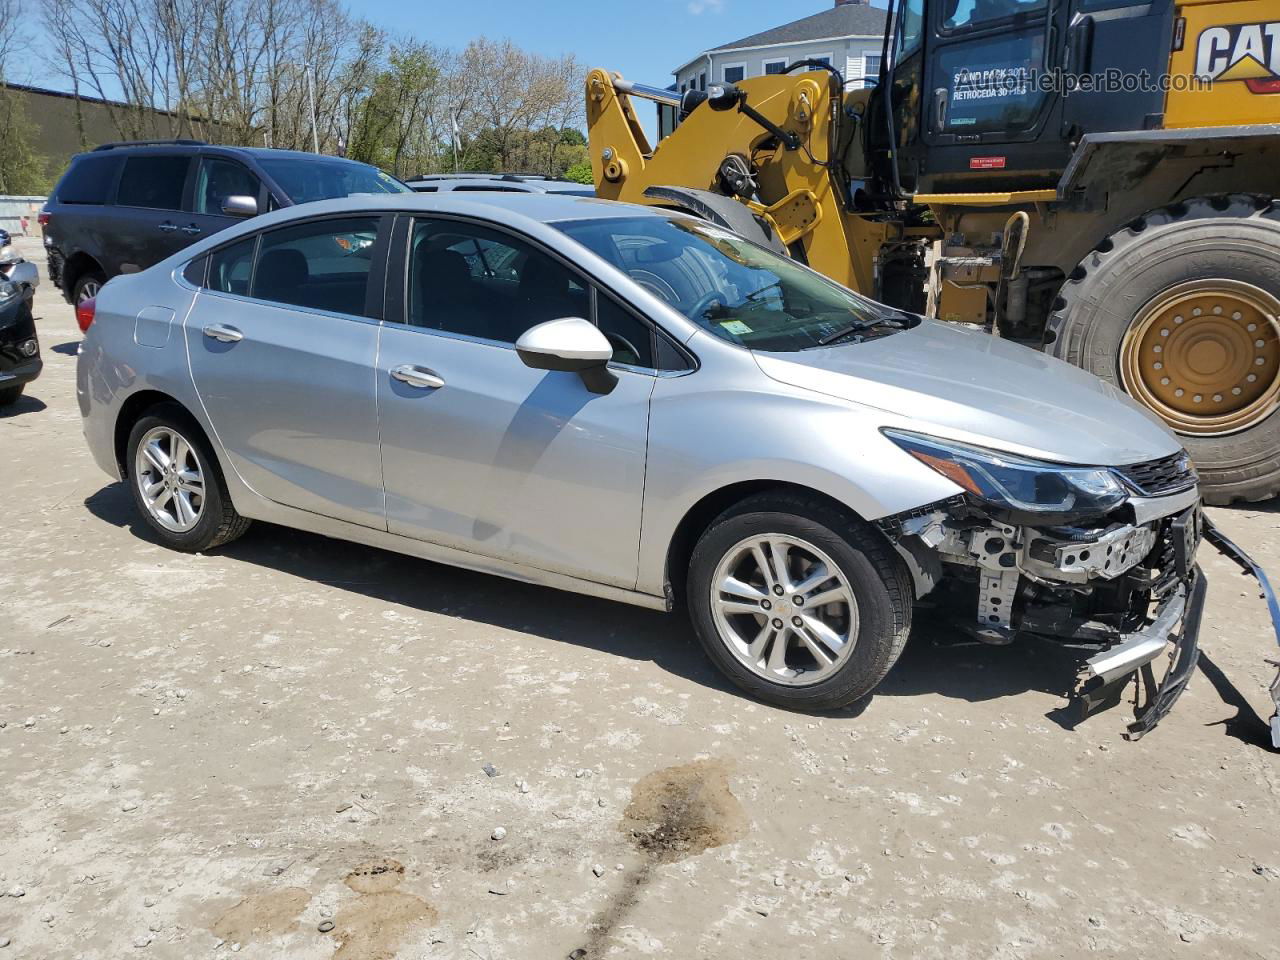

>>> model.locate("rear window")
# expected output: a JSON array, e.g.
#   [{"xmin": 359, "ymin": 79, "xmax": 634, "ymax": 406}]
[
  {"xmin": 55, "ymin": 155, "xmax": 121, "ymax": 205},
  {"xmin": 117, "ymin": 155, "xmax": 190, "ymax": 210}
]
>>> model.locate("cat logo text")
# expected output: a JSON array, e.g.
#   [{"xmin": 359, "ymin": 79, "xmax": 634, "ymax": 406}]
[{"xmin": 1195, "ymin": 21, "xmax": 1280, "ymax": 94}]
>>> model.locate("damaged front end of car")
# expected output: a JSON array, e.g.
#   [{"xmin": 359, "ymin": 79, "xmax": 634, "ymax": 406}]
[{"xmin": 878, "ymin": 431, "xmax": 1280, "ymax": 746}]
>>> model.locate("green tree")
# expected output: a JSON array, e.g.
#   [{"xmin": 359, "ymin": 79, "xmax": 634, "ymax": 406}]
[
  {"xmin": 0, "ymin": 91, "xmax": 51, "ymax": 194},
  {"xmin": 564, "ymin": 158, "xmax": 593, "ymax": 185}
]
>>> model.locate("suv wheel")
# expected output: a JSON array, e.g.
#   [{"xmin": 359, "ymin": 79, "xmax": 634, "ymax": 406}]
[
  {"xmin": 125, "ymin": 404, "xmax": 251, "ymax": 551},
  {"xmin": 73, "ymin": 269, "xmax": 106, "ymax": 305},
  {"xmin": 686, "ymin": 492, "xmax": 912, "ymax": 711},
  {"xmin": 0, "ymin": 384, "xmax": 24, "ymax": 407}
]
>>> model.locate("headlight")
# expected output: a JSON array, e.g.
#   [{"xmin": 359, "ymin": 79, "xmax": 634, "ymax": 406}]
[{"xmin": 884, "ymin": 430, "xmax": 1128, "ymax": 520}]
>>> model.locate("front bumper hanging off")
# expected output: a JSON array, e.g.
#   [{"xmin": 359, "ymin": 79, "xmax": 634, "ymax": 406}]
[
  {"xmin": 1204, "ymin": 520, "xmax": 1280, "ymax": 751},
  {"xmin": 1076, "ymin": 515, "xmax": 1280, "ymax": 748}
]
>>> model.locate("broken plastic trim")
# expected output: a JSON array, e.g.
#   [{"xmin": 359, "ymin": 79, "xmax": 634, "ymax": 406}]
[
  {"xmin": 1075, "ymin": 571, "xmax": 1203, "ymax": 740},
  {"xmin": 1203, "ymin": 519, "xmax": 1280, "ymax": 750}
]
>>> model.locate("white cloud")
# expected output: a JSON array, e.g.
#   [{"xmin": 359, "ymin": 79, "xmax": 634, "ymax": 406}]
[{"xmin": 688, "ymin": 0, "xmax": 725, "ymax": 14}]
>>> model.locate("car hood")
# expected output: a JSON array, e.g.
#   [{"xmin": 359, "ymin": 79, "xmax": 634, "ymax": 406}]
[{"xmin": 753, "ymin": 319, "xmax": 1181, "ymax": 466}]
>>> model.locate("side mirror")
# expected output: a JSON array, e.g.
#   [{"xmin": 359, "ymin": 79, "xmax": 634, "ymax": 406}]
[
  {"xmin": 220, "ymin": 195, "xmax": 258, "ymax": 218},
  {"xmin": 516, "ymin": 317, "xmax": 617, "ymax": 394}
]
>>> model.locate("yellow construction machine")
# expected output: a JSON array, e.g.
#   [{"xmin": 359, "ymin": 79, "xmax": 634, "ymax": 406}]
[{"xmin": 586, "ymin": 0, "xmax": 1280, "ymax": 504}]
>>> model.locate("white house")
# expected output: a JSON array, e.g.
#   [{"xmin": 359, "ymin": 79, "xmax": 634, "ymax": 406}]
[{"xmin": 669, "ymin": 0, "xmax": 889, "ymax": 126}]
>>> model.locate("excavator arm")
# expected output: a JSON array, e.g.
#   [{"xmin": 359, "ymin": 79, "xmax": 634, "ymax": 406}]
[{"xmin": 585, "ymin": 67, "xmax": 904, "ymax": 297}]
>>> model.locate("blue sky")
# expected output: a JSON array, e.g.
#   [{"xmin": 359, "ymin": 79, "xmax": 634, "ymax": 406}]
[{"xmin": 351, "ymin": 0, "xmax": 840, "ymax": 89}]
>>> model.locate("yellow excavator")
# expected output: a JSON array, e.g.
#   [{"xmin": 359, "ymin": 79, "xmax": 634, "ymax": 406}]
[{"xmin": 586, "ymin": 0, "xmax": 1280, "ymax": 506}]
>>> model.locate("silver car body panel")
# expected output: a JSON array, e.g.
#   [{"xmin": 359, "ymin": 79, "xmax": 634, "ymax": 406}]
[
  {"xmin": 185, "ymin": 290, "xmax": 385, "ymax": 529},
  {"xmin": 376, "ymin": 322, "xmax": 655, "ymax": 589},
  {"xmin": 77, "ymin": 192, "xmax": 1188, "ymax": 610},
  {"xmin": 753, "ymin": 320, "xmax": 1182, "ymax": 467}
]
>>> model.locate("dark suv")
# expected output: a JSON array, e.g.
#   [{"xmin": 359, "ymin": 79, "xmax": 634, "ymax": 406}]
[{"xmin": 43, "ymin": 140, "xmax": 410, "ymax": 304}]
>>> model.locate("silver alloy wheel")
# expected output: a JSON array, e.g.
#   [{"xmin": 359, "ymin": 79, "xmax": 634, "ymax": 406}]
[
  {"xmin": 134, "ymin": 426, "xmax": 205, "ymax": 533},
  {"xmin": 77, "ymin": 279, "xmax": 101, "ymax": 303},
  {"xmin": 709, "ymin": 534, "xmax": 859, "ymax": 686}
]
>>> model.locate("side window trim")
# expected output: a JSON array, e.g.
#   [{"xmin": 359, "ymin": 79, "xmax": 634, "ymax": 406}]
[
  {"xmin": 194, "ymin": 213, "xmax": 388, "ymax": 322},
  {"xmin": 387, "ymin": 210, "xmax": 697, "ymax": 372}
]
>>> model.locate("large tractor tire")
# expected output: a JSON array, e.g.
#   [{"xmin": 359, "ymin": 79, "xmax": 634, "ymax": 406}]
[{"xmin": 1048, "ymin": 194, "xmax": 1280, "ymax": 505}]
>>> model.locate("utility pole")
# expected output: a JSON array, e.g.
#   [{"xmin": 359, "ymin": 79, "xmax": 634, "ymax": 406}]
[{"xmin": 305, "ymin": 64, "xmax": 319, "ymax": 153}]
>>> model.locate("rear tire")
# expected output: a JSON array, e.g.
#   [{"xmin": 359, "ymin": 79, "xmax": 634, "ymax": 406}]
[
  {"xmin": 1048, "ymin": 194, "xmax": 1280, "ymax": 505},
  {"xmin": 72, "ymin": 268, "xmax": 106, "ymax": 306},
  {"xmin": 0, "ymin": 384, "xmax": 23, "ymax": 407},
  {"xmin": 686, "ymin": 492, "xmax": 912, "ymax": 711},
  {"xmin": 125, "ymin": 403, "xmax": 251, "ymax": 552}
]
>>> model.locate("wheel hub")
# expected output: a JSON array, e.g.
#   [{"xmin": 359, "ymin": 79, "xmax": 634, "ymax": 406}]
[
  {"xmin": 1121, "ymin": 279, "xmax": 1280, "ymax": 435},
  {"xmin": 709, "ymin": 534, "xmax": 859, "ymax": 687}
]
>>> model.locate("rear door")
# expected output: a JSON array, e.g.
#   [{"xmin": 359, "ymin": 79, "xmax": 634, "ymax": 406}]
[
  {"xmin": 106, "ymin": 152, "xmax": 197, "ymax": 272},
  {"xmin": 184, "ymin": 214, "xmax": 389, "ymax": 528}
]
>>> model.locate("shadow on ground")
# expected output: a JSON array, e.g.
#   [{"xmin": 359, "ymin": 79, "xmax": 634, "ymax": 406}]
[
  {"xmin": 0, "ymin": 392, "xmax": 47, "ymax": 416},
  {"xmin": 49, "ymin": 340, "xmax": 80, "ymax": 356},
  {"xmin": 83, "ymin": 481, "xmax": 1266, "ymax": 741}
]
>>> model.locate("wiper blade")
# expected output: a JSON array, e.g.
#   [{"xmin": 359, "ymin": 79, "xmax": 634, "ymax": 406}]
[{"xmin": 817, "ymin": 312, "xmax": 913, "ymax": 346}]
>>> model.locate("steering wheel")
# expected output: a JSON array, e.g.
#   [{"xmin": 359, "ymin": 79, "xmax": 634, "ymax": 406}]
[
  {"xmin": 686, "ymin": 290, "xmax": 729, "ymax": 324},
  {"xmin": 604, "ymin": 331, "xmax": 643, "ymax": 366}
]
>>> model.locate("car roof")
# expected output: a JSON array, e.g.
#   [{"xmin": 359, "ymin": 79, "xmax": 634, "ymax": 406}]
[
  {"xmin": 81, "ymin": 143, "xmax": 379, "ymax": 167},
  {"xmin": 237, "ymin": 191, "xmax": 671, "ymax": 224}
]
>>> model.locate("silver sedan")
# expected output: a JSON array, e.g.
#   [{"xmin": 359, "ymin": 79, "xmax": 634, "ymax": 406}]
[{"xmin": 77, "ymin": 192, "xmax": 1202, "ymax": 720}]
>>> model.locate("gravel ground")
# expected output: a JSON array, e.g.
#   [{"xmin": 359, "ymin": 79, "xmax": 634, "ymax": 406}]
[{"xmin": 1, "ymin": 236, "xmax": 1278, "ymax": 959}]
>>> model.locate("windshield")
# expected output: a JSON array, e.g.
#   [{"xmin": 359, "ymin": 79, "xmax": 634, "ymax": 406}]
[
  {"xmin": 555, "ymin": 215, "xmax": 902, "ymax": 351},
  {"xmin": 259, "ymin": 157, "xmax": 410, "ymax": 204}
]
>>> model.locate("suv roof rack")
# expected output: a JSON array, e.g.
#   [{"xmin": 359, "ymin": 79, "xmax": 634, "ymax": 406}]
[{"xmin": 92, "ymin": 139, "xmax": 208, "ymax": 151}]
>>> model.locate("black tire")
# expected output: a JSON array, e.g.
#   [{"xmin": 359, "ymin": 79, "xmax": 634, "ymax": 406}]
[
  {"xmin": 125, "ymin": 402, "xmax": 251, "ymax": 551},
  {"xmin": 686, "ymin": 491, "xmax": 912, "ymax": 711},
  {"xmin": 1047, "ymin": 194, "xmax": 1280, "ymax": 504},
  {"xmin": 72, "ymin": 268, "xmax": 107, "ymax": 306},
  {"xmin": 0, "ymin": 384, "xmax": 23, "ymax": 407}
]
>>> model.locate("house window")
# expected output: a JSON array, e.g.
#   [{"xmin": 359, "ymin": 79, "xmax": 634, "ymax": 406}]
[
  {"xmin": 698, "ymin": 72, "xmax": 707, "ymax": 90},
  {"xmin": 723, "ymin": 63, "xmax": 746, "ymax": 84},
  {"xmin": 864, "ymin": 54, "xmax": 883, "ymax": 80},
  {"xmin": 763, "ymin": 58, "xmax": 788, "ymax": 75},
  {"xmin": 811, "ymin": 54, "xmax": 833, "ymax": 67}
]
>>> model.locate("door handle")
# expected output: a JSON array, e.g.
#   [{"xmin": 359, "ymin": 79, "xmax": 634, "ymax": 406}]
[
  {"xmin": 202, "ymin": 323, "xmax": 243, "ymax": 343},
  {"xmin": 933, "ymin": 88, "xmax": 948, "ymax": 130},
  {"xmin": 391, "ymin": 363, "xmax": 445, "ymax": 389},
  {"xmin": 158, "ymin": 222, "xmax": 179, "ymax": 233},
  {"xmin": 181, "ymin": 224, "xmax": 202, "ymax": 235}
]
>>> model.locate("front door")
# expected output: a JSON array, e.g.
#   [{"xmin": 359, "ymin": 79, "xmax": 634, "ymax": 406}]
[
  {"xmin": 185, "ymin": 155, "xmax": 269, "ymax": 243},
  {"xmin": 376, "ymin": 216, "xmax": 655, "ymax": 589},
  {"xmin": 184, "ymin": 214, "xmax": 389, "ymax": 528}
]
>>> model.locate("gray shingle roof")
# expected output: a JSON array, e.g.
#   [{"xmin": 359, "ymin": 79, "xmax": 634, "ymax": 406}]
[{"xmin": 715, "ymin": 3, "xmax": 888, "ymax": 51}]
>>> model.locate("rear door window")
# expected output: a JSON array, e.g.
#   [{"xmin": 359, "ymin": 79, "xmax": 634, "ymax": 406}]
[
  {"xmin": 208, "ymin": 236, "xmax": 258, "ymax": 296},
  {"xmin": 116, "ymin": 155, "xmax": 191, "ymax": 210},
  {"xmin": 250, "ymin": 217, "xmax": 381, "ymax": 317},
  {"xmin": 56, "ymin": 155, "xmax": 122, "ymax": 204}
]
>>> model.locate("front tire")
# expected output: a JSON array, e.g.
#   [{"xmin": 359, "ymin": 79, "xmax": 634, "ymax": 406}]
[
  {"xmin": 125, "ymin": 403, "xmax": 251, "ymax": 551},
  {"xmin": 1048, "ymin": 194, "xmax": 1280, "ymax": 504},
  {"xmin": 0, "ymin": 384, "xmax": 23, "ymax": 407},
  {"xmin": 686, "ymin": 492, "xmax": 912, "ymax": 711}
]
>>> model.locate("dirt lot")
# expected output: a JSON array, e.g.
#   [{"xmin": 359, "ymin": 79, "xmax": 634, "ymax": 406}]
[{"xmin": 1, "ymin": 237, "xmax": 1278, "ymax": 960}]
